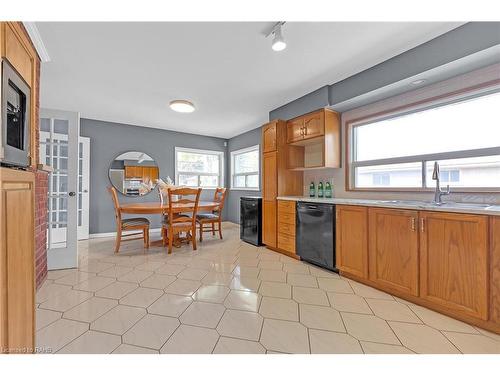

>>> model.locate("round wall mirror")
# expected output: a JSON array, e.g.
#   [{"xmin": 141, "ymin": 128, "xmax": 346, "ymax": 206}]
[{"xmin": 108, "ymin": 151, "xmax": 159, "ymax": 196}]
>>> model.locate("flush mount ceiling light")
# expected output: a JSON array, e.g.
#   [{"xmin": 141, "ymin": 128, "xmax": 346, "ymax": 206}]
[
  {"xmin": 169, "ymin": 100, "xmax": 195, "ymax": 113},
  {"xmin": 411, "ymin": 79, "xmax": 427, "ymax": 86},
  {"xmin": 267, "ymin": 22, "xmax": 287, "ymax": 52}
]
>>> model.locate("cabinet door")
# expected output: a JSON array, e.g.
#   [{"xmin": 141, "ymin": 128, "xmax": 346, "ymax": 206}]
[
  {"xmin": 303, "ymin": 111, "xmax": 324, "ymax": 140},
  {"xmin": 336, "ymin": 205, "xmax": 368, "ymax": 278},
  {"xmin": 368, "ymin": 208, "xmax": 419, "ymax": 296},
  {"xmin": 262, "ymin": 152, "xmax": 277, "ymax": 201},
  {"xmin": 0, "ymin": 168, "xmax": 35, "ymax": 353},
  {"xmin": 491, "ymin": 217, "xmax": 500, "ymax": 324},
  {"xmin": 420, "ymin": 211, "xmax": 489, "ymax": 320},
  {"xmin": 286, "ymin": 118, "xmax": 304, "ymax": 143},
  {"xmin": 4, "ymin": 23, "xmax": 33, "ymax": 86},
  {"xmin": 262, "ymin": 122, "xmax": 277, "ymax": 153},
  {"xmin": 263, "ymin": 200, "xmax": 277, "ymax": 248}
]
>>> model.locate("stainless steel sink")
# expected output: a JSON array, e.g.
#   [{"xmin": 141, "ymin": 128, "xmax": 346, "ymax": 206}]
[{"xmin": 438, "ymin": 202, "xmax": 493, "ymax": 209}]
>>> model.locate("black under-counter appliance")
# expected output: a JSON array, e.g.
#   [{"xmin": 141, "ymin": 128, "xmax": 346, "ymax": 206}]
[
  {"xmin": 296, "ymin": 202, "xmax": 337, "ymax": 272},
  {"xmin": 240, "ymin": 196, "xmax": 262, "ymax": 246}
]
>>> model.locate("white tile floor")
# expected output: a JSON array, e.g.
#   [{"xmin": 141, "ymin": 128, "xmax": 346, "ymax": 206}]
[{"xmin": 36, "ymin": 222, "xmax": 500, "ymax": 354}]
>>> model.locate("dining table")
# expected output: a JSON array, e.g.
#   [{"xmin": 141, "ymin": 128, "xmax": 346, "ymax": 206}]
[{"xmin": 119, "ymin": 200, "xmax": 221, "ymax": 247}]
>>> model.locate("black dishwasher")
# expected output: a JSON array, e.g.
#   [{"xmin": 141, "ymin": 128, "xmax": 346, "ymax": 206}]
[
  {"xmin": 240, "ymin": 197, "xmax": 262, "ymax": 246},
  {"xmin": 296, "ymin": 202, "xmax": 337, "ymax": 272}
]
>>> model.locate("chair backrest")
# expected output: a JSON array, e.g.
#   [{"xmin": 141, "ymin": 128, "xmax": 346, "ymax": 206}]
[
  {"xmin": 167, "ymin": 187, "xmax": 202, "ymax": 226},
  {"xmin": 213, "ymin": 187, "xmax": 227, "ymax": 212},
  {"xmin": 107, "ymin": 186, "xmax": 122, "ymax": 227}
]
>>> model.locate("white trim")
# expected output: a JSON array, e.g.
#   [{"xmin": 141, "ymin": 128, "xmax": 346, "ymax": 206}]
[
  {"xmin": 22, "ymin": 22, "xmax": 51, "ymax": 62},
  {"xmin": 230, "ymin": 144, "xmax": 260, "ymax": 190},
  {"xmin": 89, "ymin": 228, "xmax": 162, "ymax": 239},
  {"xmin": 174, "ymin": 147, "xmax": 225, "ymax": 188}
]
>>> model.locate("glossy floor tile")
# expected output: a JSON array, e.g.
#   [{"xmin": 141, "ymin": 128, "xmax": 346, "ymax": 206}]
[{"xmin": 36, "ymin": 222, "xmax": 499, "ymax": 354}]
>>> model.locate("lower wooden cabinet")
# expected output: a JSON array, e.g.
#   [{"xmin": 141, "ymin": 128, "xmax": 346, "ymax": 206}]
[
  {"xmin": 262, "ymin": 200, "xmax": 277, "ymax": 248},
  {"xmin": 336, "ymin": 205, "xmax": 368, "ymax": 278},
  {"xmin": 368, "ymin": 208, "xmax": 419, "ymax": 296},
  {"xmin": 491, "ymin": 217, "xmax": 500, "ymax": 324},
  {"xmin": 277, "ymin": 200, "xmax": 296, "ymax": 255},
  {"xmin": 0, "ymin": 168, "xmax": 35, "ymax": 353},
  {"xmin": 419, "ymin": 211, "xmax": 489, "ymax": 320}
]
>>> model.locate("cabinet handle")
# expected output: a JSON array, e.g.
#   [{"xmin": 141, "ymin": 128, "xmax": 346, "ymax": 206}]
[
  {"xmin": 410, "ymin": 217, "xmax": 416, "ymax": 231},
  {"xmin": 420, "ymin": 218, "xmax": 425, "ymax": 233},
  {"xmin": 300, "ymin": 127, "xmax": 304, "ymax": 135},
  {"xmin": 304, "ymin": 126, "xmax": 308, "ymax": 135}
]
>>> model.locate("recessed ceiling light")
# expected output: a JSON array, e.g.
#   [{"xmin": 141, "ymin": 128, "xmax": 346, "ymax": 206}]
[
  {"xmin": 169, "ymin": 100, "xmax": 195, "ymax": 113},
  {"xmin": 411, "ymin": 79, "xmax": 426, "ymax": 86},
  {"xmin": 267, "ymin": 22, "xmax": 287, "ymax": 52}
]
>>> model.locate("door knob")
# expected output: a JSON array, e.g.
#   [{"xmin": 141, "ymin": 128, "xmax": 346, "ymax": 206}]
[{"xmin": 69, "ymin": 191, "xmax": 76, "ymax": 197}]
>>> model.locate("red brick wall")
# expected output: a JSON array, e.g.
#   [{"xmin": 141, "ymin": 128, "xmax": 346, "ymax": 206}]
[{"xmin": 35, "ymin": 170, "xmax": 48, "ymax": 288}]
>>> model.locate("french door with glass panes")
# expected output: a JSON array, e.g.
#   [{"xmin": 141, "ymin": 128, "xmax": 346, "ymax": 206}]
[{"xmin": 39, "ymin": 109, "xmax": 80, "ymax": 270}]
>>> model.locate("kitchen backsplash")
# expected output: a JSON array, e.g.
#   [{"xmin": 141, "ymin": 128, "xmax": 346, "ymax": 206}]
[{"xmin": 303, "ymin": 169, "xmax": 500, "ymax": 204}]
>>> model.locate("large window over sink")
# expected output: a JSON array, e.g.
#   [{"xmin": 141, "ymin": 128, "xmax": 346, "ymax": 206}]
[
  {"xmin": 349, "ymin": 90, "xmax": 500, "ymax": 191},
  {"xmin": 175, "ymin": 147, "xmax": 224, "ymax": 188}
]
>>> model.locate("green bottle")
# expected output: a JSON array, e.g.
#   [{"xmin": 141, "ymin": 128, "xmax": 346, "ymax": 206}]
[
  {"xmin": 309, "ymin": 181, "xmax": 315, "ymax": 197},
  {"xmin": 318, "ymin": 181, "xmax": 324, "ymax": 198},
  {"xmin": 325, "ymin": 181, "xmax": 332, "ymax": 198}
]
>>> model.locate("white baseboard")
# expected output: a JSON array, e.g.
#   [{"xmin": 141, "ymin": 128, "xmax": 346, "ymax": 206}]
[{"xmin": 89, "ymin": 228, "xmax": 162, "ymax": 239}]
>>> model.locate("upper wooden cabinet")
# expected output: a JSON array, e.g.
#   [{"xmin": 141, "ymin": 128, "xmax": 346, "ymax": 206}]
[
  {"xmin": 336, "ymin": 205, "xmax": 368, "ymax": 278},
  {"xmin": 419, "ymin": 211, "xmax": 489, "ymax": 320},
  {"xmin": 368, "ymin": 208, "xmax": 419, "ymax": 296},
  {"xmin": 286, "ymin": 109, "xmax": 340, "ymax": 170},
  {"xmin": 2, "ymin": 23, "xmax": 34, "ymax": 86},
  {"xmin": 262, "ymin": 121, "xmax": 277, "ymax": 153}
]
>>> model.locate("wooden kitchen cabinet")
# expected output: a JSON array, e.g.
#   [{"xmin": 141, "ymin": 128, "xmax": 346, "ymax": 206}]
[
  {"xmin": 419, "ymin": 211, "xmax": 489, "ymax": 320},
  {"xmin": 0, "ymin": 168, "xmax": 35, "ymax": 353},
  {"xmin": 368, "ymin": 208, "xmax": 419, "ymax": 296},
  {"xmin": 336, "ymin": 205, "xmax": 368, "ymax": 278},
  {"xmin": 262, "ymin": 151, "xmax": 278, "ymax": 248},
  {"xmin": 277, "ymin": 200, "xmax": 296, "ymax": 255},
  {"xmin": 262, "ymin": 121, "xmax": 277, "ymax": 153},
  {"xmin": 286, "ymin": 117, "xmax": 304, "ymax": 143},
  {"xmin": 491, "ymin": 217, "xmax": 500, "ymax": 324},
  {"xmin": 285, "ymin": 109, "xmax": 340, "ymax": 169},
  {"xmin": 2, "ymin": 23, "xmax": 33, "ymax": 86}
]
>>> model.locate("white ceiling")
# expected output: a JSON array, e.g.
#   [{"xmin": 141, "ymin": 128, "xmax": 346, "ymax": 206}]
[{"xmin": 37, "ymin": 22, "xmax": 463, "ymax": 139}]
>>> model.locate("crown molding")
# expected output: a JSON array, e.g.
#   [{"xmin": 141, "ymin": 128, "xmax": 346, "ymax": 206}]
[{"xmin": 22, "ymin": 22, "xmax": 51, "ymax": 62}]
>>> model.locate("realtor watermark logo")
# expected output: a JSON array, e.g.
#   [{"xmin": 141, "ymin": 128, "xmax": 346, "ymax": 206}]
[{"xmin": 1, "ymin": 346, "xmax": 53, "ymax": 354}]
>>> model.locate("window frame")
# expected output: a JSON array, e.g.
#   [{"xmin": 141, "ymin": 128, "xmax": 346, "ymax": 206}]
[
  {"xmin": 230, "ymin": 144, "xmax": 260, "ymax": 191},
  {"xmin": 347, "ymin": 85, "xmax": 500, "ymax": 193},
  {"xmin": 174, "ymin": 147, "xmax": 225, "ymax": 189}
]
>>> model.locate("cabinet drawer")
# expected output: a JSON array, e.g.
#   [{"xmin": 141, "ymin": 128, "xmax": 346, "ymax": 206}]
[
  {"xmin": 278, "ymin": 221, "xmax": 295, "ymax": 237},
  {"xmin": 278, "ymin": 200, "xmax": 296, "ymax": 214},
  {"xmin": 278, "ymin": 211, "xmax": 295, "ymax": 225},
  {"xmin": 278, "ymin": 233, "xmax": 296, "ymax": 254}
]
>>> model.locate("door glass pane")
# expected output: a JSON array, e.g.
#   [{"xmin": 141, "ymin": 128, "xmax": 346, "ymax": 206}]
[
  {"xmin": 54, "ymin": 119, "xmax": 69, "ymax": 135},
  {"xmin": 41, "ymin": 118, "xmax": 50, "ymax": 132}
]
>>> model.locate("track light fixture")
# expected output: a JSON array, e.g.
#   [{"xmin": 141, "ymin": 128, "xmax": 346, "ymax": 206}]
[{"xmin": 267, "ymin": 22, "xmax": 287, "ymax": 52}]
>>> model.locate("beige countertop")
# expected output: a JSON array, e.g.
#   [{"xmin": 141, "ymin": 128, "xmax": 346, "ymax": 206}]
[{"xmin": 277, "ymin": 196, "xmax": 500, "ymax": 216}]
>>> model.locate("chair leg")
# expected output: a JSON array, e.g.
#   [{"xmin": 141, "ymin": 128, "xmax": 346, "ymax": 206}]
[
  {"xmin": 192, "ymin": 229, "xmax": 197, "ymax": 250},
  {"xmin": 145, "ymin": 227, "xmax": 150, "ymax": 249},
  {"xmin": 218, "ymin": 219, "xmax": 223, "ymax": 239},
  {"xmin": 199, "ymin": 222, "xmax": 203, "ymax": 242},
  {"xmin": 162, "ymin": 227, "xmax": 166, "ymax": 247},
  {"xmin": 114, "ymin": 229, "xmax": 121, "ymax": 253},
  {"xmin": 212, "ymin": 222, "xmax": 215, "ymax": 235},
  {"xmin": 168, "ymin": 227, "xmax": 173, "ymax": 254}
]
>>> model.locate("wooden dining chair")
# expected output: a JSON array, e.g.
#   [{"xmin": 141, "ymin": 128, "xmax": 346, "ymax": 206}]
[
  {"xmin": 162, "ymin": 187, "xmax": 202, "ymax": 254},
  {"xmin": 196, "ymin": 187, "xmax": 227, "ymax": 242},
  {"xmin": 108, "ymin": 186, "xmax": 150, "ymax": 253}
]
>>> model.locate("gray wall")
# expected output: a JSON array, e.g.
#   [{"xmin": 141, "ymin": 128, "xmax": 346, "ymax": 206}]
[
  {"xmin": 225, "ymin": 127, "xmax": 262, "ymax": 224},
  {"xmin": 81, "ymin": 118, "xmax": 227, "ymax": 234}
]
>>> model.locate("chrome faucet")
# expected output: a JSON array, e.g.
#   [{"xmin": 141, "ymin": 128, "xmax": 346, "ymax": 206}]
[{"xmin": 432, "ymin": 161, "xmax": 450, "ymax": 205}]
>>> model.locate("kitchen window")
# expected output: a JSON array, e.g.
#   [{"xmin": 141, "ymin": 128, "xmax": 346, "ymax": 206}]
[
  {"xmin": 349, "ymin": 90, "xmax": 500, "ymax": 191},
  {"xmin": 175, "ymin": 147, "xmax": 224, "ymax": 188},
  {"xmin": 230, "ymin": 145, "xmax": 260, "ymax": 190}
]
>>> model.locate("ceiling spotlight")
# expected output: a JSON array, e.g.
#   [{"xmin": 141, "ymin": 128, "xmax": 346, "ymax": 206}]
[
  {"xmin": 169, "ymin": 100, "xmax": 195, "ymax": 113},
  {"xmin": 268, "ymin": 22, "xmax": 287, "ymax": 52},
  {"xmin": 411, "ymin": 79, "xmax": 427, "ymax": 86}
]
